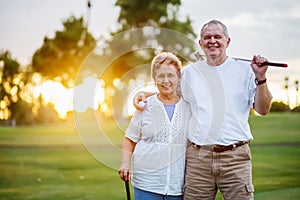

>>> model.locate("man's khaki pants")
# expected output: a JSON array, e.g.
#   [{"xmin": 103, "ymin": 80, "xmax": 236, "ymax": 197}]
[{"xmin": 183, "ymin": 143, "xmax": 254, "ymax": 200}]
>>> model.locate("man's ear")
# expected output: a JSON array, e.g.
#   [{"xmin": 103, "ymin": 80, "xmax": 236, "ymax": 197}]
[
  {"xmin": 198, "ymin": 39, "xmax": 203, "ymax": 48},
  {"xmin": 226, "ymin": 37, "xmax": 231, "ymax": 47}
]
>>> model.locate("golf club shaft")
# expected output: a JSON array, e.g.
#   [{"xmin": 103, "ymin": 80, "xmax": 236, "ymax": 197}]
[
  {"xmin": 193, "ymin": 52, "xmax": 288, "ymax": 68},
  {"xmin": 125, "ymin": 180, "xmax": 131, "ymax": 200},
  {"xmin": 233, "ymin": 58, "xmax": 288, "ymax": 68}
]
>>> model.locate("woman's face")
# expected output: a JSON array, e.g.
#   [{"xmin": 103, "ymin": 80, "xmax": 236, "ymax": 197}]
[{"xmin": 154, "ymin": 64, "xmax": 180, "ymax": 97}]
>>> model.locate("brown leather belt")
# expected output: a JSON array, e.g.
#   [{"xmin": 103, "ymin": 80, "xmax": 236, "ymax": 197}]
[{"xmin": 191, "ymin": 141, "xmax": 249, "ymax": 152}]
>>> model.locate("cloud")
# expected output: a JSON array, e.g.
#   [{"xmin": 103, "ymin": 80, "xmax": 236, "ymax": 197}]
[{"xmin": 225, "ymin": 13, "xmax": 265, "ymax": 27}]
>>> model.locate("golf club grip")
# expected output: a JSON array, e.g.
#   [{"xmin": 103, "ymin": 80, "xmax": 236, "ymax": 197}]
[
  {"xmin": 263, "ymin": 61, "xmax": 288, "ymax": 67},
  {"xmin": 125, "ymin": 180, "xmax": 131, "ymax": 200}
]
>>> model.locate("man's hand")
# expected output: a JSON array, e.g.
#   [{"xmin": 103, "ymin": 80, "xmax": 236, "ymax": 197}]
[
  {"xmin": 133, "ymin": 91, "xmax": 157, "ymax": 111},
  {"xmin": 251, "ymin": 55, "xmax": 268, "ymax": 80},
  {"xmin": 133, "ymin": 91, "xmax": 147, "ymax": 111}
]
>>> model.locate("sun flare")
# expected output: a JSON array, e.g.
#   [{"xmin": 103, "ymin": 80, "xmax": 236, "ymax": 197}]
[
  {"xmin": 34, "ymin": 75, "xmax": 299, "ymax": 120},
  {"xmin": 36, "ymin": 77, "xmax": 106, "ymax": 119}
]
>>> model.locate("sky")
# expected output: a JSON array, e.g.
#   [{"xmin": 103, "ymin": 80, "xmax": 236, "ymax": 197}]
[{"xmin": 1, "ymin": 0, "xmax": 300, "ymax": 107}]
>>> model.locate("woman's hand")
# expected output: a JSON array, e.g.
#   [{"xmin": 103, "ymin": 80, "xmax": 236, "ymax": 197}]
[{"xmin": 119, "ymin": 164, "xmax": 131, "ymax": 182}]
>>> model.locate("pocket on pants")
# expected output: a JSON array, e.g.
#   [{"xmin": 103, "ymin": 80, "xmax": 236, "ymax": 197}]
[{"xmin": 235, "ymin": 144, "xmax": 252, "ymax": 161}]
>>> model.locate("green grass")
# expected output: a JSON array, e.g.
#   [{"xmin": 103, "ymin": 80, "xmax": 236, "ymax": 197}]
[
  {"xmin": 0, "ymin": 147, "xmax": 125, "ymax": 199},
  {"xmin": 0, "ymin": 112, "xmax": 299, "ymax": 199},
  {"xmin": 249, "ymin": 112, "xmax": 300, "ymax": 144}
]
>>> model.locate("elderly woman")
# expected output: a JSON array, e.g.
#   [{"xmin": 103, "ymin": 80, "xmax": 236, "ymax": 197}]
[{"xmin": 119, "ymin": 52, "xmax": 191, "ymax": 200}]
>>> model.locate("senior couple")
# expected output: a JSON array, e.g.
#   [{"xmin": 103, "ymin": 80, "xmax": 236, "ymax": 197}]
[{"xmin": 119, "ymin": 19, "xmax": 272, "ymax": 200}]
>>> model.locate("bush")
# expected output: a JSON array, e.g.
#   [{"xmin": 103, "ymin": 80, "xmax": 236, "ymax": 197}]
[
  {"xmin": 35, "ymin": 104, "xmax": 61, "ymax": 124},
  {"xmin": 270, "ymin": 101, "xmax": 290, "ymax": 112},
  {"xmin": 292, "ymin": 105, "xmax": 300, "ymax": 112}
]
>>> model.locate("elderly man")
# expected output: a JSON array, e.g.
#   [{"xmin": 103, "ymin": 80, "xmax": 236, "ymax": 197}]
[{"xmin": 134, "ymin": 19, "xmax": 272, "ymax": 200}]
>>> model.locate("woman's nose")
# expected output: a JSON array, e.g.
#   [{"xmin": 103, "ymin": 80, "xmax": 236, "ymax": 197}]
[{"xmin": 162, "ymin": 76, "xmax": 170, "ymax": 82}]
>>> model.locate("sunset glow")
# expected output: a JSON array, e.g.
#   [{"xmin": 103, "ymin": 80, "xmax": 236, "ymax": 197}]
[
  {"xmin": 36, "ymin": 77, "xmax": 106, "ymax": 119},
  {"xmin": 34, "ymin": 76, "xmax": 298, "ymax": 120}
]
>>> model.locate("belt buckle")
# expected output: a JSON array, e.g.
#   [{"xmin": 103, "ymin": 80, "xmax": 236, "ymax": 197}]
[
  {"xmin": 210, "ymin": 145, "xmax": 216, "ymax": 151},
  {"xmin": 231, "ymin": 144, "xmax": 237, "ymax": 151}
]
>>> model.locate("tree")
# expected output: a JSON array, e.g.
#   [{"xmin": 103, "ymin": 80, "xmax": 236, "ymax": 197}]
[
  {"xmin": 95, "ymin": 0, "xmax": 197, "ymax": 85},
  {"xmin": 114, "ymin": 0, "xmax": 196, "ymax": 49},
  {"xmin": 73, "ymin": 0, "xmax": 199, "ymax": 119},
  {"xmin": 0, "ymin": 51, "xmax": 19, "ymax": 122},
  {"xmin": 115, "ymin": 0, "xmax": 194, "ymax": 34},
  {"xmin": 0, "ymin": 51, "xmax": 34, "ymax": 125},
  {"xmin": 32, "ymin": 16, "xmax": 97, "ymax": 87},
  {"xmin": 284, "ymin": 76, "xmax": 289, "ymax": 107},
  {"xmin": 295, "ymin": 80, "xmax": 299, "ymax": 106}
]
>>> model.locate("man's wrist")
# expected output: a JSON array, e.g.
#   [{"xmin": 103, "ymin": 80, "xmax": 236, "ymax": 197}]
[{"xmin": 255, "ymin": 78, "xmax": 267, "ymax": 85}]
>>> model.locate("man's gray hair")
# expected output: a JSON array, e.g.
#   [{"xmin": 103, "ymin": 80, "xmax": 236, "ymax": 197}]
[{"xmin": 200, "ymin": 19, "xmax": 230, "ymax": 39}]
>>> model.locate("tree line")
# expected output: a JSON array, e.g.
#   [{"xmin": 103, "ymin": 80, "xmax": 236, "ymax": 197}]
[
  {"xmin": 0, "ymin": 0, "xmax": 299, "ymax": 126},
  {"xmin": 0, "ymin": 0, "xmax": 196, "ymax": 125}
]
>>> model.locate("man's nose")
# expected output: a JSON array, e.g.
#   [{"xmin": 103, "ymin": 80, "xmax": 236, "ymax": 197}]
[{"xmin": 209, "ymin": 36, "xmax": 216, "ymax": 42}]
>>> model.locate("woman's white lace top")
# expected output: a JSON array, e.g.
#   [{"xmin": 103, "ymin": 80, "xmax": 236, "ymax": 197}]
[{"xmin": 125, "ymin": 95, "xmax": 191, "ymax": 195}]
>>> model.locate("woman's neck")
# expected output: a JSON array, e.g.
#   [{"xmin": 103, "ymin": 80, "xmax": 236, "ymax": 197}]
[{"xmin": 157, "ymin": 93, "xmax": 179, "ymax": 105}]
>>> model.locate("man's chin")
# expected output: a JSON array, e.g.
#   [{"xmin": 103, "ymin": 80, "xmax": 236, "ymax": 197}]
[{"xmin": 207, "ymin": 52, "xmax": 219, "ymax": 59}]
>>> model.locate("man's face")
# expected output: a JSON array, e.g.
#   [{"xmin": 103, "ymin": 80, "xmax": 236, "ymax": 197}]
[{"xmin": 199, "ymin": 23, "xmax": 230, "ymax": 62}]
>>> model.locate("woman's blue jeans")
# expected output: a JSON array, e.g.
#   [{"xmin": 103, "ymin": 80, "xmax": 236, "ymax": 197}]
[{"xmin": 134, "ymin": 187, "xmax": 183, "ymax": 200}]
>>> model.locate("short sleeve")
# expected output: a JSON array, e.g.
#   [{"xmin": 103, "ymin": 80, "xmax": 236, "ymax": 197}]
[
  {"xmin": 248, "ymin": 72, "xmax": 256, "ymax": 108},
  {"xmin": 125, "ymin": 110, "xmax": 142, "ymax": 142}
]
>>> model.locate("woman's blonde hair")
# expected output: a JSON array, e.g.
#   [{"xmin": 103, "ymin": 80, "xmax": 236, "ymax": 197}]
[{"xmin": 151, "ymin": 52, "xmax": 182, "ymax": 79}]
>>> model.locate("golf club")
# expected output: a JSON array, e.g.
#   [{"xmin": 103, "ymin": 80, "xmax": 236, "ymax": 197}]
[
  {"xmin": 193, "ymin": 52, "xmax": 288, "ymax": 68},
  {"xmin": 233, "ymin": 57, "xmax": 288, "ymax": 68},
  {"xmin": 125, "ymin": 180, "xmax": 131, "ymax": 200}
]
